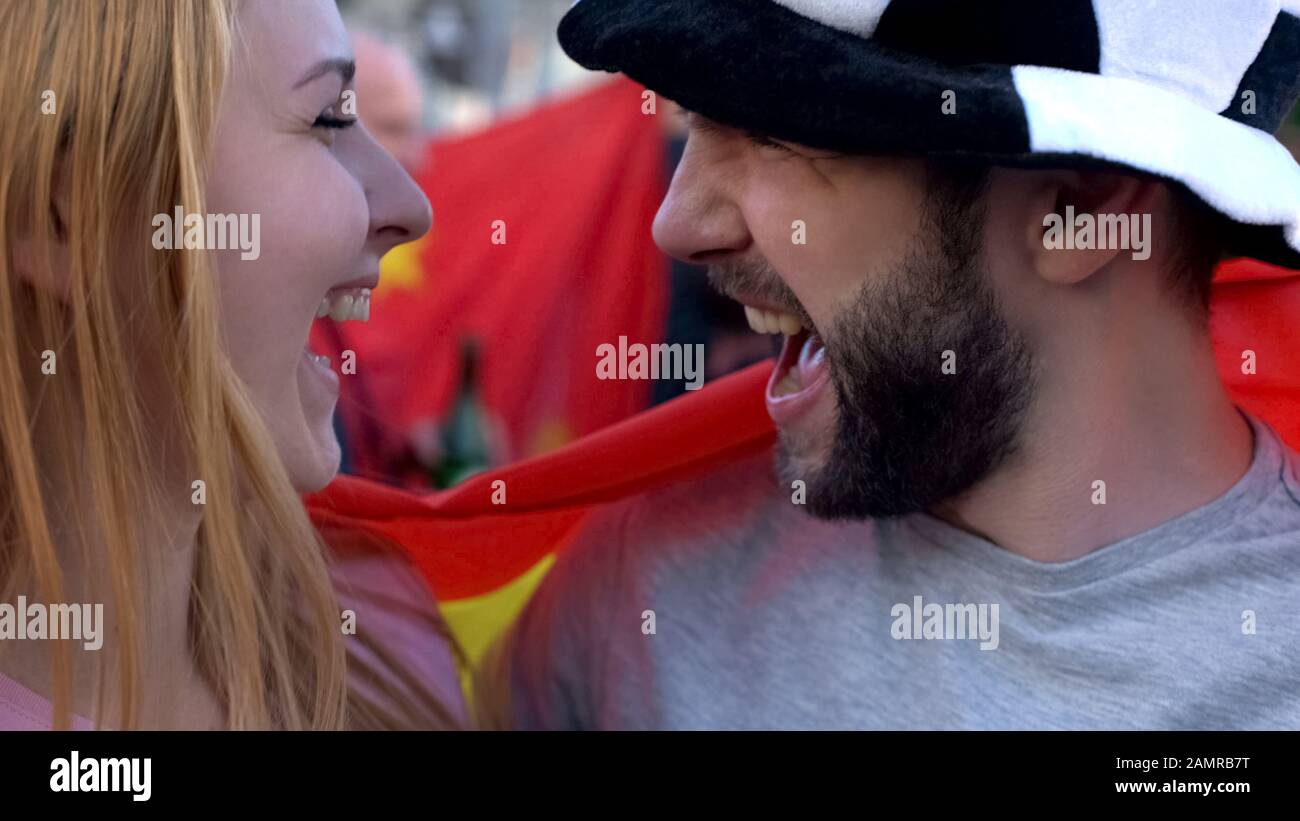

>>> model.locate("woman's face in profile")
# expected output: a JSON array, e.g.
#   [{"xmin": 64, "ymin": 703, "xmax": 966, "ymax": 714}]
[{"xmin": 207, "ymin": 0, "xmax": 430, "ymax": 491}]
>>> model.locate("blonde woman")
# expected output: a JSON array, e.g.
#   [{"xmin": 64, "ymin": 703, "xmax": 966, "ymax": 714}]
[{"xmin": 0, "ymin": 0, "xmax": 466, "ymax": 729}]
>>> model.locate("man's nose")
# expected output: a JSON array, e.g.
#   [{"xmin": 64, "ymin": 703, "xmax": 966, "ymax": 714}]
[{"xmin": 652, "ymin": 149, "xmax": 751, "ymax": 264}]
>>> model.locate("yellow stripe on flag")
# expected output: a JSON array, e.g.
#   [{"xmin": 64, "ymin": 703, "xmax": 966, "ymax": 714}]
[{"xmin": 442, "ymin": 552, "xmax": 555, "ymax": 708}]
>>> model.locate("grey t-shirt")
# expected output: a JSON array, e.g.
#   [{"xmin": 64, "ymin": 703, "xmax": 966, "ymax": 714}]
[{"xmin": 499, "ymin": 412, "xmax": 1300, "ymax": 729}]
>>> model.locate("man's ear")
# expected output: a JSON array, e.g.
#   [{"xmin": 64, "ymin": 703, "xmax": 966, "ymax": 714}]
[
  {"xmin": 10, "ymin": 158, "xmax": 73, "ymax": 299},
  {"xmin": 1022, "ymin": 169, "xmax": 1155, "ymax": 286}
]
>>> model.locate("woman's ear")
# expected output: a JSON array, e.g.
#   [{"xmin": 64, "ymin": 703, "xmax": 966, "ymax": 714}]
[
  {"xmin": 1022, "ymin": 169, "xmax": 1156, "ymax": 286},
  {"xmin": 10, "ymin": 158, "xmax": 74, "ymax": 299}
]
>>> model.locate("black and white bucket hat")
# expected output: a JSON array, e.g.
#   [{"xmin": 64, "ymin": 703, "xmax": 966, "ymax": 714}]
[{"xmin": 559, "ymin": 0, "xmax": 1300, "ymax": 268}]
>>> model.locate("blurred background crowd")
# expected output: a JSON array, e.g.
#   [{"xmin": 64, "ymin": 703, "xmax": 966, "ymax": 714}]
[{"xmin": 322, "ymin": 0, "xmax": 1300, "ymax": 492}]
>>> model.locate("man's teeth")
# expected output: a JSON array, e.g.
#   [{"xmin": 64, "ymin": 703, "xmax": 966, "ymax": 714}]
[
  {"xmin": 316, "ymin": 287, "xmax": 371, "ymax": 322},
  {"xmin": 744, "ymin": 305, "xmax": 806, "ymax": 335}
]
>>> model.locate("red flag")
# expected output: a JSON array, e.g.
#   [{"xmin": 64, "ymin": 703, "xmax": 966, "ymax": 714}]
[
  {"xmin": 308, "ymin": 360, "xmax": 774, "ymax": 601},
  {"xmin": 1213, "ymin": 259, "xmax": 1300, "ymax": 447}
]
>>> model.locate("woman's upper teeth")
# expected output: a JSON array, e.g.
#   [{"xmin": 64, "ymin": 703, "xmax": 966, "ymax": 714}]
[
  {"xmin": 317, "ymin": 287, "xmax": 371, "ymax": 322},
  {"xmin": 744, "ymin": 305, "xmax": 806, "ymax": 335}
]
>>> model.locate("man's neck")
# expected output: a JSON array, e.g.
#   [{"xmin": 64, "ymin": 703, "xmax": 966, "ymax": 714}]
[{"xmin": 931, "ymin": 332, "xmax": 1254, "ymax": 563}]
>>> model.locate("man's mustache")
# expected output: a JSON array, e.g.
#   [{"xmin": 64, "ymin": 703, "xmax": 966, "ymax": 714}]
[{"xmin": 705, "ymin": 260, "xmax": 813, "ymax": 328}]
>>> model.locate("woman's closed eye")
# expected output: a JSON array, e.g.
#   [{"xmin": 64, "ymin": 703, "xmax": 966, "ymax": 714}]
[{"xmin": 312, "ymin": 108, "xmax": 357, "ymax": 145}]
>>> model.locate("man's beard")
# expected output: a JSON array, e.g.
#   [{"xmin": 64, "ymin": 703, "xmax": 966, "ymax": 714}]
[{"xmin": 711, "ymin": 183, "xmax": 1036, "ymax": 520}]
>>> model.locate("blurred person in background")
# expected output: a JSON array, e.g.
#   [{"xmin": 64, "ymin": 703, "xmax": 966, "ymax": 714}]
[{"xmin": 353, "ymin": 30, "xmax": 429, "ymax": 176}]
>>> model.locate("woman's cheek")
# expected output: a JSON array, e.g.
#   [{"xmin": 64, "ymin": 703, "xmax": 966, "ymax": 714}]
[
  {"xmin": 214, "ymin": 258, "xmax": 288, "ymax": 392},
  {"xmin": 266, "ymin": 176, "xmax": 367, "ymax": 303},
  {"xmin": 299, "ymin": 156, "xmax": 372, "ymax": 260}
]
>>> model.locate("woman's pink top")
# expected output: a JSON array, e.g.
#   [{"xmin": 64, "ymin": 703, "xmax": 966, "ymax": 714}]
[
  {"xmin": 0, "ymin": 530, "xmax": 468, "ymax": 730},
  {"xmin": 0, "ymin": 674, "xmax": 97, "ymax": 730}
]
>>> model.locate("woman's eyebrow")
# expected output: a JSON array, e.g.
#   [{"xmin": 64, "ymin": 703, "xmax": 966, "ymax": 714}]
[{"xmin": 293, "ymin": 57, "xmax": 356, "ymax": 90}]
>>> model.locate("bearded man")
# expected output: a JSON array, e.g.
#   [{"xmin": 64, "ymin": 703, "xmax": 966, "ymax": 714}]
[{"xmin": 484, "ymin": 0, "xmax": 1300, "ymax": 729}]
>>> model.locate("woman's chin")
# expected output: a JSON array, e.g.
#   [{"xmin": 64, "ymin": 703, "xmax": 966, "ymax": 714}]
[
  {"xmin": 284, "ymin": 350, "xmax": 344, "ymax": 492},
  {"xmin": 279, "ymin": 427, "xmax": 341, "ymax": 493}
]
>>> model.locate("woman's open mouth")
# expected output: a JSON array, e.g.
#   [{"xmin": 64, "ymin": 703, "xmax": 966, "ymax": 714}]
[
  {"xmin": 315, "ymin": 286, "xmax": 372, "ymax": 322},
  {"xmin": 304, "ymin": 285, "xmax": 373, "ymax": 370},
  {"xmin": 742, "ymin": 305, "xmax": 831, "ymax": 426},
  {"xmin": 300, "ymin": 285, "xmax": 374, "ymax": 400}
]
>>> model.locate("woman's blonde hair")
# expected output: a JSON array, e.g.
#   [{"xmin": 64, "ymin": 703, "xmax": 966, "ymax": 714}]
[{"xmin": 0, "ymin": 0, "xmax": 458, "ymax": 730}]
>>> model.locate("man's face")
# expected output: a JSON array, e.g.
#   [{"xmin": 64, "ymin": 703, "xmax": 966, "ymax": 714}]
[{"xmin": 653, "ymin": 112, "xmax": 1036, "ymax": 519}]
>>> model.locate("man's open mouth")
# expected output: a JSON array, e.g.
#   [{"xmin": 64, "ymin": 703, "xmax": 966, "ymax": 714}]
[{"xmin": 742, "ymin": 305, "xmax": 830, "ymax": 418}]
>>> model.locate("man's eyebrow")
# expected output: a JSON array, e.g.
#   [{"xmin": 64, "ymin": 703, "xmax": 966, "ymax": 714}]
[{"xmin": 293, "ymin": 57, "xmax": 356, "ymax": 90}]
